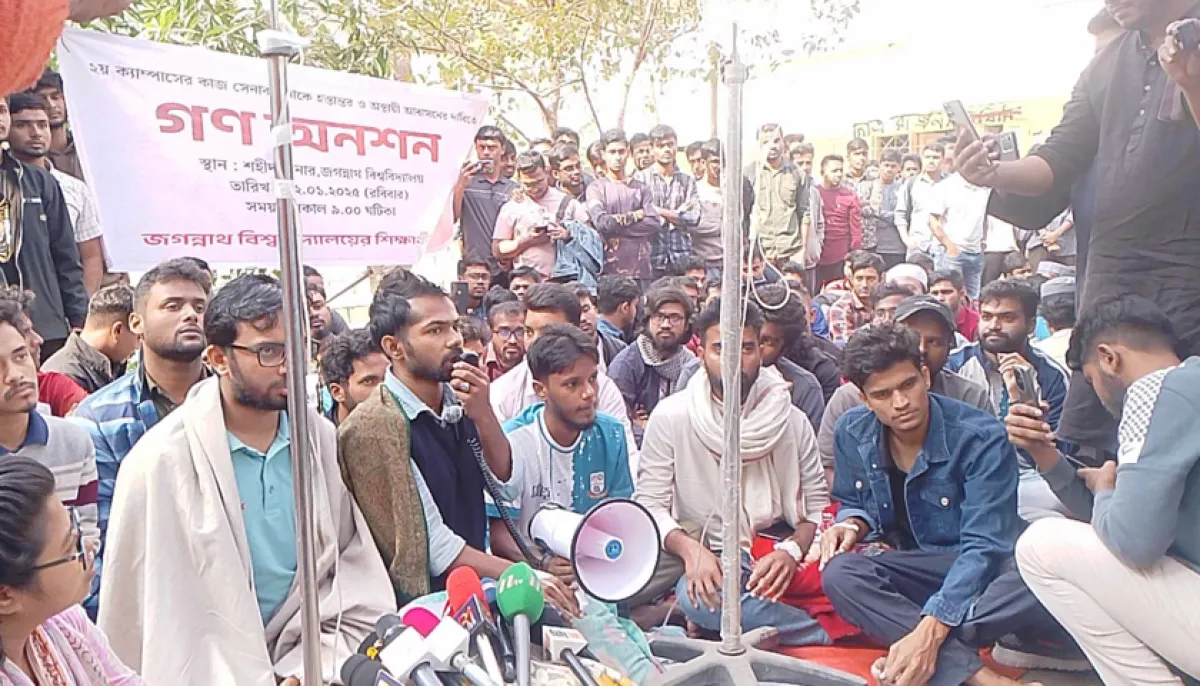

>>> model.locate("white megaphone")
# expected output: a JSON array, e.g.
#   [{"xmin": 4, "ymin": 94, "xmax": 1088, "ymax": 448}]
[{"xmin": 529, "ymin": 499, "xmax": 660, "ymax": 603}]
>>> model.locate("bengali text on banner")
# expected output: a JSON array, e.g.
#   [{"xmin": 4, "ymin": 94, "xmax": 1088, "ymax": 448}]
[{"xmin": 57, "ymin": 28, "xmax": 488, "ymax": 270}]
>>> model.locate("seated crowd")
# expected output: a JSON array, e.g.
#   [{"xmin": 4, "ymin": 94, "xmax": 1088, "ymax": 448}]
[{"xmin": 1, "ymin": 236, "xmax": 1194, "ymax": 686}]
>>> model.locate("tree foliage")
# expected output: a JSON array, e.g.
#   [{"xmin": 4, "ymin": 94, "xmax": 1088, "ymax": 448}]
[{"xmin": 88, "ymin": 0, "xmax": 861, "ymax": 138}]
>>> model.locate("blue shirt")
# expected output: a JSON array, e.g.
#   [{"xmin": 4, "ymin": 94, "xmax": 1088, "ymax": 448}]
[
  {"xmin": 596, "ymin": 317, "xmax": 625, "ymax": 343},
  {"xmin": 833, "ymin": 394, "xmax": 1022, "ymax": 627},
  {"xmin": 228, "ymin": 414, "xmax": 296, "ymax": 624}
]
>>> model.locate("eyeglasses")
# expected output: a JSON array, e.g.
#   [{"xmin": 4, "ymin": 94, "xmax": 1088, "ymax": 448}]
[
  {"xmin": 29, "ymin": 508, "xmax": 89, "ymax": 573},
  {"xmin": 229, "ymin": 343, "xmax": 288, "ymax": 367},
  {"xmin": 650, "ymin": 313, "xmax": 687, "ymax": 327},
  {"xmin": 495, "ymin": 327, "xmax": 527, "ymax": 341}
]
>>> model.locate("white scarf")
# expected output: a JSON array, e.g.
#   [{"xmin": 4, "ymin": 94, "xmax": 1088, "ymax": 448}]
[{"xmin": 687, "ymin": 364, "xmax": 793, "ymax": 463}]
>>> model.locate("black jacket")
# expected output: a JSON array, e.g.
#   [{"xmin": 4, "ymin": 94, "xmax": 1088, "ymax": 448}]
[{"xmin": 0, "ymin": 154, "xmax": 87, "ymax": 341}]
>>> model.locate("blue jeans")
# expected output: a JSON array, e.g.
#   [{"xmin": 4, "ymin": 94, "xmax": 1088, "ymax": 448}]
[
  {"xmin": 935, "ymin": 247, "xmax": 985, "ymax": 300},
  {"xmin": 674, "ymin": 553, "xmax": 832, "ymax": 647}
]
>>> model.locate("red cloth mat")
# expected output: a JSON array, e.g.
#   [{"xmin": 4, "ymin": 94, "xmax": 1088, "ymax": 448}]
[{"xmin": 776, "ymin": 645, "xmax": 1026, "ymax": 685}]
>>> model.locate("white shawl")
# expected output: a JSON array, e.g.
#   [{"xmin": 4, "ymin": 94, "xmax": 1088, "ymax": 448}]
[
  {"xmin": 636, "ymin": 367, "xmax": 829, "ymax": 552},
  {"xmin": 98, "ymin": 378, "xmax": 396, "ymax": 685}
]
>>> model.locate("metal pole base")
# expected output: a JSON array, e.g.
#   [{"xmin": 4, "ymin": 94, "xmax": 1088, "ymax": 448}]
[{"xmin": 646, "ymin": 628, "xmax": 867, "ymax": 686}]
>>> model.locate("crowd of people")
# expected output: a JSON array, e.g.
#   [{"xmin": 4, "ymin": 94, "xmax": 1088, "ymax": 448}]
[{"xmin": 0, "ymin": 0, "xmax": 1197, "ymax": 685}]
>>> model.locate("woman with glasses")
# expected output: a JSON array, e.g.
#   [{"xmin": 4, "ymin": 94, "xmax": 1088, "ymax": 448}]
[{"xmin": 0, "ymin": 456, "xmax": 141, "ymax": 685}]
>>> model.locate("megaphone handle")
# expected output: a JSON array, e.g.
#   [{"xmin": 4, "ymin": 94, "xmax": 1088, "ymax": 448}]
[{"xmin": 561, "ymin": 649, "xmax": 601, "ymax": 686}]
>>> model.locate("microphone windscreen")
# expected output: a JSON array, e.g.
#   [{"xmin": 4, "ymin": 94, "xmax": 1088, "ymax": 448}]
[
  {"xmin": 446, "ymin": 567, "xmax": 491, "ymax": 620},
  {"xmin": 496, "ymin": 562, "xmax": 546, "ymax": 623},
  {"xmin": 401, "ymin": 606, "xmax": 441, "ymax": 638},
  {"xmin": 340, "ymin": 654, "xmax": 383, "ymax": 686},
  {"xmin": 375, "ymin": 614, "xmax": 403, "ymax": 644}
]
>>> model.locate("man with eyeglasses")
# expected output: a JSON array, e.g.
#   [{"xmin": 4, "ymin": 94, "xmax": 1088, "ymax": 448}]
[
  {"xmin": 98, "ymin": 274, "xmax": 395, "ymax": 685},
  {"xmin": 0, "ymin": 297, "xmax": 98, "ymax": 541},
  {"xmin": 484, "ymin": 301, "xmax": 527, "ymax": 381},
  {"xmin": 607, "ymin": 286, "xmax": 699, "ymax": 448}
]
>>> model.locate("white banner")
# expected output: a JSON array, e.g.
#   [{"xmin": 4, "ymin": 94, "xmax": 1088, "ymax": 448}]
[{"xmin": 57, "ymin": 28, "xmax": 488, "ymax": 270}]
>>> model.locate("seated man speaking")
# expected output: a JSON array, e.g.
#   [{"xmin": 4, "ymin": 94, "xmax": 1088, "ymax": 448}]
[{"xmin": 822, "ymin": 324, "xmax": 1056, "ymax": 686}]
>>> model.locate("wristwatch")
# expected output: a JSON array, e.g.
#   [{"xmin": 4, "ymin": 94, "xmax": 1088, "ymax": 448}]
[{"xmin": 773, "ymin": 539, "xmax": 805, "ymax": 563}]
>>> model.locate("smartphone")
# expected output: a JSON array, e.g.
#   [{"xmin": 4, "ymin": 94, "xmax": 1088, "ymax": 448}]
[
  {"xmin": 451, "ymin": 281, "xmax": 471, "ymax": 315},
  {"xmin": 997, "ymin": 131, "xmax": 1020, "ymax": 162},
  {"xmin": 479, "ymin": 159, "xmax": 495, "ymax": 175},
  {"xmin": 943, "ymin": 100, "xmax": 981, "ymax": 145},
  {"xmin": 1014, "ymin": 366, "xmax": 1040, "ymax": 406},
  {"xmin": 1170, "ymin": 19, "xmax": 1200, "ymax": 51}
]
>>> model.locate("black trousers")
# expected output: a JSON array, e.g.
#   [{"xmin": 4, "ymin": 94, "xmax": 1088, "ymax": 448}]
[{"xmin": 823, "ymin": 550, "xmax": 1061, "ymax": 686}]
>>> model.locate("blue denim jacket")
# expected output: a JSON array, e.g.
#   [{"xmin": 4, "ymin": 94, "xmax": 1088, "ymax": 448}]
[{"xmin": 833, "ymin": 394, "xmax": 1023, "ymax": 627}]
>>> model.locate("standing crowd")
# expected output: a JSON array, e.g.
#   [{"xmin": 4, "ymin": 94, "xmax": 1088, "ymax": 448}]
[{"xmin": 0, "ymin": 1, "xmax": 1199, "ymax": 684}]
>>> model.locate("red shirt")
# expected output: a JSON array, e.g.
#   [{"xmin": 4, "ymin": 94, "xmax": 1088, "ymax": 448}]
[
  {"xmin": 38, "ymin": 371, "xmax": 89, "ymax": 417},
  {"xmin": 956, "ymin": 305, "xmax": 980, "ymax": 343},
  {"xmin": 817, "ymin": 185, "xmax": 862, "ymax": 266}
]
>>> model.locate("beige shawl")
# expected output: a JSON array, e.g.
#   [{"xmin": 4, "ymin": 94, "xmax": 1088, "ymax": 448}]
[{"xmin": 98, "ymin": 378, "xmax": 396, "ymax": 685}]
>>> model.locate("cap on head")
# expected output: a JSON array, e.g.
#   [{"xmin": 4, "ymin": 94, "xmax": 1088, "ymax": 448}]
[{"xmin": 895, "ymin": 295, "xmax": 955, "ymax": 334}]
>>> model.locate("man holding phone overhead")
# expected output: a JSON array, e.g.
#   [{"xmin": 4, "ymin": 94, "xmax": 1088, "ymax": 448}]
[
  {"xmin": 955, "ymin": 0, "xmax": 1200, "ymax": 465},
  {"xmin": 454, "ymin": 126, "xmax": 518, "ymax": 268}
]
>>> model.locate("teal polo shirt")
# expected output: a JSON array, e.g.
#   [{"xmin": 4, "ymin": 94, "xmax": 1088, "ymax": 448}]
[{"xmin": 228, "ymin": 413, "xmax": 297, "ymax": 624}]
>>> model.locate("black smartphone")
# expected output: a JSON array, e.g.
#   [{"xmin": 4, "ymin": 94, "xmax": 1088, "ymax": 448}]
[
  {"xmin": 943, "ymin": 100, "xmax": 981, "ymax": 145},
  {"xmin": 1014, "ymin": 366, "xmax": 1040, "ymax": 405},
  {"xmin": 451, "ymin": 281, "xmax": 471, "ymax": 314},
  {"xmin": 1170, "ymin": 19, "xmax": 1200, "ymax": 51}
]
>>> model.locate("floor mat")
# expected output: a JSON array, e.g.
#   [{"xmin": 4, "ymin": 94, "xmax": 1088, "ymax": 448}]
[{"xmin": 777, "ymin": 644, "xmax": 1026, "ymax": 684}]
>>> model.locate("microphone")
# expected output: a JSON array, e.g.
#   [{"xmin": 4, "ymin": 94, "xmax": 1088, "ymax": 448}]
[
  {"xmin": 496, "ymin": 562, "xmax": 545, "ymax": 686},
  {"xmin": 340, "ymin": 654, "xmax": 383, "ymax": 686},
  {"xmin": 482, "ymin": 578, "xmax": 517, "ymax": 683},
  {"xmin": 403, "ymin": 607, "xmax": 499, "ymax": 686},
  {"xmin": 373, "ymin": 615, "xmax": 441, "ymax": 686},
  {"xmin": 446, "ymin": 568, "xmax": 505, "ymax": 686},
  {"xmin": 460, "ymin": 351, "xmax": 481, "ymax": 367}
]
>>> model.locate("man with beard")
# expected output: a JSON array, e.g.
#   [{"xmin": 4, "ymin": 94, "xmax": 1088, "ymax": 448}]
[
  {"xmin": 484, "ymin": 301, "xmax": 527, "ymax": 381},
  {"xmin": 607, "ymin": 286, "xmax": 700, "ymax": 447},
  {"xmin": 819, "ymin": 296, "xmax": 993, "ymax": 484},
  {"xmin": 635, "ymin": 299, "xmax": 830, "ymax": 645},
  {"xmin": 336, "ymin": 271, "xmax": 579, "ymax": 615},
  {"xmin": 31, "ymin": 70, "xmax": 84, "ymax": 181},
  {"xmin": 72, "ymin": 257, "xmax": 211, "ymax": 619},
  {"xmin": 303, "ymin": 265, "xmax": 349, "ymax": 335},
  {"xmin": 489, "ymin": 326, "xmax": 635, "ymax": 584},
  {"xmin": 957, "ymin": 0, "xmax": 1200, "ymax": 472},
  {"xmin": 822, "ymin": 325, "xmax": 1058, "ymax": 686},
  {"xmin": 320, "ymin": 329, "xmax": 389, "ymax": 426},
  {"xmin": 307, "ymin": 281, "xmax": 334, "ymax": 363},
  {"xmin": 98, "ymin": 274, "xmax": 396, "ymax": 685},
  {"xmin": 43, "ymin": 284, "xmax": 138, "ymax": 393},
  {"xmin": 946, "ymin": 279, "xmax": 1072, "ymax": 522},
  {"xmin": 1009, "ymin": 296, "xmax": 1200, "ymax": 684},
  {"xmin": 828, "ymin": 251, "xmax": 884, "ymax": 344}
]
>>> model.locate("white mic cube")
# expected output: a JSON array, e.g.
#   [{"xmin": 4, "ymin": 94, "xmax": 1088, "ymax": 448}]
[
  {"xmin": 425, "ymin": 617, "xmax": 472, "ymax": 670},
  {"xmin": 377, "ymin": 628, "xmax": 433, "ymax": 679}
]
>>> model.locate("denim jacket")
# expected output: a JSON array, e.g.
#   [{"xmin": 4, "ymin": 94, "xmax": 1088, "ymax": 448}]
[{"xmin": 833, "ymin": 394, "xmax": 1023, "ymax": 626}]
